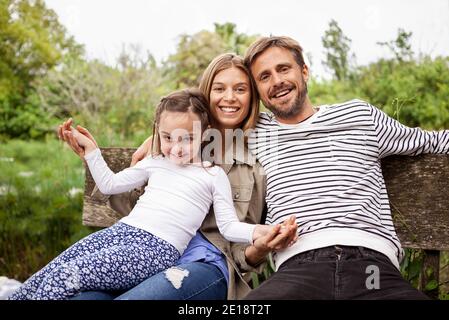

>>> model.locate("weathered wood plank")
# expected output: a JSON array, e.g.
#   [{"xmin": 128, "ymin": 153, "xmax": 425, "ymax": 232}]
[
  {"xmin": 82, "ymin": 149, "xmax": 449, "ymax": 251},
  {"xmin": 82, "ymin": 148, "xmax": 136, "ymax": 227},
  {"xmin": 381, "ymin": 154, "xmax": 449, "ymax": 251}
]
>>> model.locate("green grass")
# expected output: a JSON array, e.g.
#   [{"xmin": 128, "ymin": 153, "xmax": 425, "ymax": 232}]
[
  {"xmin": 440, "ymin": 251, "xmax": 449, "ymax": 299},
  {"xmin": 0, "ymin": 138, "xmax": 95, "ymax": 281}
]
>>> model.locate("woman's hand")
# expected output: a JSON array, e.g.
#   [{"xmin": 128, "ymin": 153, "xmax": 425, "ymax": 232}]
[
  {"xmin": 58, "ymin": 118, "xmax": 98, "ymax": 158},
  {"xmin": 245, "ymin": 215, "xmax": 298, "ymax": 266},
  {"xmin": 131, "ymin": 136, "xmax": 153, "ymax": 166}
]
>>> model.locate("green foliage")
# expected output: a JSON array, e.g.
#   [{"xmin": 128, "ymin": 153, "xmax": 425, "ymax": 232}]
[
  {"xmin": 166, "ymin": 30, "xmax": 227, "ymax": 89},
  {"xmin": 0, "ymin": 90, "xmax": 58, "ymax": 141},
  {"xmin": 318, "ymin": 26, "xmax": 449, "ymax": 131},
  {"xmin": 0, "ymin": 0, "xmax": 83, "ymax": 139},
  {"xmin": 166, "ymin": 23, "xmax": 258, "ymax": 88},
  {"xmin": 354, "ymin": 56, "xmax": 449, "ymax": 129},
  {"xmin": 441, "ymin": 252, "xmax": 449, "ymax": 299},
  {"xmin": 308, "ymin": 78, "xmax": 358, "ymax": 106},
  {"xmin": 214, "ymin": 22, "xmax": 258, "ymax": 56},
  {"xmin": 321, "ymin": 19, "xmax": 355, "ymax": 81},
  {"xmin": 400, "ymin": 249, "xmax": 424, "ymax": 289},
  {"xmin": 0, "ymin": 139, "xmax": 95, "ymax": 280},
  {"xmin": 34, "ymin": 47, "xmax": 168, "ymax": 146},
  {"xmin": 251, "ymin": 253, "xmax": 275, "ymax": 289},
  {"xmin": 399, "ymin": 249, "xmax": 449, "ymax": 299},
  {"xmin": 377, "ymin": 28, "xmax": 414, "ymax": 62}
]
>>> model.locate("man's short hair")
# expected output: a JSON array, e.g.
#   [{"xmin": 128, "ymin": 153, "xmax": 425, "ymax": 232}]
[{"xmin": 244, "ymin": 36, "xmax": 306, "ymax": 71}]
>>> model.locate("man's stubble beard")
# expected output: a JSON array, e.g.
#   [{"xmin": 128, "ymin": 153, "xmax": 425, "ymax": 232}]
[{"xmin": 265, "ymin": 80, "xmax": 308, "ymax": 120}]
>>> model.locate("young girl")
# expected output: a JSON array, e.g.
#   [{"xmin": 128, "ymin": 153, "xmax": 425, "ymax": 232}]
[{"xmin": 9, "ymin": 88, "xmax": 271, "ymax": 300}]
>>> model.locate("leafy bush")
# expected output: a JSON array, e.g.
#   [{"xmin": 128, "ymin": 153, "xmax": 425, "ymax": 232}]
[
  {"xmin": 354, "ymin": 56, "xmax": 449, "ymax": 129},
  {"xmin": 310, "ymin": 56, "xmax": 449, "ymax": 131}
]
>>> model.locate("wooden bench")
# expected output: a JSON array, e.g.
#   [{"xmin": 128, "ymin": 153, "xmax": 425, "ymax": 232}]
[{"xmin": 82, "ymin": 148, "xmax": 449, "ymax": 299}]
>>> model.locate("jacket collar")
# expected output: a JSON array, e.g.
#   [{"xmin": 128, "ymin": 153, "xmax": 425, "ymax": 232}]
[{"xmin": 218, "ymin": 142, "xmax": 256, "ymax": 174}]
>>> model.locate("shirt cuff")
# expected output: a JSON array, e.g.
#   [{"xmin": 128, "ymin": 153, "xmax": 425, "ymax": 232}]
[{"xmin": 84, "ymin": 147, "xmax": 101, "ymax": 161}]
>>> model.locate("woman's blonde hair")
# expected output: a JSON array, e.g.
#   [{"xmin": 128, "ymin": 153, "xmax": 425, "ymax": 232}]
[{"xmin": 198, "ymin": 53, "xmax": 259, "ymax": 132}]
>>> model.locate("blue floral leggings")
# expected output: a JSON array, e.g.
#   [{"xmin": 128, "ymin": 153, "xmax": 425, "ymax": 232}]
[{"xmin": 9, "ymin": 222, "xmax": 180, "ymax": 300}]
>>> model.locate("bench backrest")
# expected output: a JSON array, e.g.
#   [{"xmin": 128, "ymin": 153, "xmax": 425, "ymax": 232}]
[
  {"xmin": 82, "ymin": 148, "xmax": 449, "ymax": 298},
  {"xmin": 82, "ymin": 148, "xmax": 449, "ymax": 251}
]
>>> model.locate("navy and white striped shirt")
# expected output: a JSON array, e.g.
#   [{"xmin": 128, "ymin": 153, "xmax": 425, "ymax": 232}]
[{"xmin": 249, "ymin": 99, "xmax": 449, "ymax": 270}]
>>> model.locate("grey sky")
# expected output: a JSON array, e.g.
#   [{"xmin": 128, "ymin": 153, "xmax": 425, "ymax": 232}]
[{"xmin": 45, "ymin": 0, "xmax": 449, "ymax": 78}]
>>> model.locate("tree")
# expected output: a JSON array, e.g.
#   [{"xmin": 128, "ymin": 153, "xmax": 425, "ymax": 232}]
[
  {"xmin": 377, "ymin": 28, "xmax": 414, "ymax": 62},
  {"xmin": 321, "ymin": 19, "xmax": 355, "ymax": 81},
  {"xmin": 165, "ymin": 30, "xmax": 226, "ymax": 89},
  {"xmin": 165, "ymin": 23, "xmax": 258, "ymax": 88},
  {"xmin": 35, "ymin": 46, "xmax": 167, "ymax": 145},
  {"xmin": 0, "ymin": 0, "xmax": 83, "ymax": 139},
  {"xmin": 354, "ymin": 55, "xmax": 449, "ymax": 129},
  {"xmin": 214, "ymin": 22, "xmax": 258, "ymax": 56}
]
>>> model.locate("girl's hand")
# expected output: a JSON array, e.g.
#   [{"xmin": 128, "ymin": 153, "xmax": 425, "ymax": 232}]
[
  {"xmin": 65, "ymin": 128, "xmax": 97, "ymax": 157},
  {"xmin": 252, "ymin": 224, "xmax": 276, "ymax": 241},
  {"xmin": 58, "ymin": 118, "xmax": 98, "ymax": 159},
  {"xmin": 247, "ymin": 215, "xmax": 298, "ymax": 263},
  {"xmin": 252, "ymin": 215, "xmax": 298, "ymax": 250}
]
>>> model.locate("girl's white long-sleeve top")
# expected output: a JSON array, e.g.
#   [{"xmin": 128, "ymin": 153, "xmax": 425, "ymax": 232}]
[{"xmin": 84, "ymin": 148, "xmax": 255, "ymax": 254}]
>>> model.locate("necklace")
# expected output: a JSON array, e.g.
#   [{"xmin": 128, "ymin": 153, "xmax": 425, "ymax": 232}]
[{"xmin": 298, "ymin": 107, "xmax": 318, "ymax": 124}]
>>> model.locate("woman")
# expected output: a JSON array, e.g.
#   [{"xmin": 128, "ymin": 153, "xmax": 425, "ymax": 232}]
[{"xmin": 59, "ymin": 53, "xmax": 297, "ymax": 300}]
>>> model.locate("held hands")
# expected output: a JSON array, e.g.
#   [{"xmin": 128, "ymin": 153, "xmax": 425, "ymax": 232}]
[
  {"xmin": 59, "ymin": 118, "xmax": 150, "ymax": 166},
  {"xmin": 57, "ymin": 118, "xmax": 98, "ymax": 158},
  {"xmin": 68, "ymin": 128, "xmax": 97, "ymax": 156},
  {"xmin": 251, "ymin": 215, "xmax": 298, "ymax": 255}
]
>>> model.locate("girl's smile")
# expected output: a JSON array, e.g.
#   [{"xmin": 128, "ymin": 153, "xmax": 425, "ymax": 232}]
[{"xmin": 158, "ymin": 110, "xmax": 202, "ymax": 165}]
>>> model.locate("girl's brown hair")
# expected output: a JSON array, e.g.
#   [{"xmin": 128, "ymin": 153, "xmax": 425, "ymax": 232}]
[
  {"xmin": 198, "ymin": 53, "xmax": 260, "ymax": 132},
  {"xmin": 151, "ymin": 88, "xmax": 211, "ymax": 157}
]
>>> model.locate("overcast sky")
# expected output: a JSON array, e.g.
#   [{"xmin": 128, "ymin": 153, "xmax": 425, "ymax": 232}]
[{"xmin": 44, "ymin": 0, "xmax": 449, "ymax": 78}]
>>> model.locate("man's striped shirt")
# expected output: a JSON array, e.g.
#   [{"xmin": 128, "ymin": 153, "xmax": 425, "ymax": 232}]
[{"xmin": 249, "ymin": 99, "xmax": 449, "ymax": 270}]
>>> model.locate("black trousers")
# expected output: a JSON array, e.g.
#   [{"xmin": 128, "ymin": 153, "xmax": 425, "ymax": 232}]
[{"xmin": 244, "ymin": 245, "xmax": 429, "ymax": 300}]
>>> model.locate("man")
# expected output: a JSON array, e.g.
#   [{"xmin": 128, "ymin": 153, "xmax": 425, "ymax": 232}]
[{"xmin": 242, "ymin": 36, "xmax": 448, "ymax": 299}]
